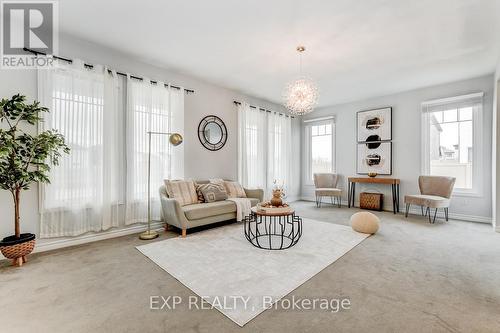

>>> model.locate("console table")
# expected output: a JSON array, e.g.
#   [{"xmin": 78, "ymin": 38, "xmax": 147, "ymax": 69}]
[{"xmin": 347, "ymin": 177, "xmax": 400, "ymax": 214}]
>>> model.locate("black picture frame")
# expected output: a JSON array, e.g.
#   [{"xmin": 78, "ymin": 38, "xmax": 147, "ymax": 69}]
[{"xmin": 197, "ymin": 115, "xmax": 228, "ymax": 151}]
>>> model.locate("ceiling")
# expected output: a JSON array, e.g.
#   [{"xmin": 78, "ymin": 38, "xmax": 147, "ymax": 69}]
[{"xmin": 59, "ymin": 0, "xmax": 500, "ymax": 107}]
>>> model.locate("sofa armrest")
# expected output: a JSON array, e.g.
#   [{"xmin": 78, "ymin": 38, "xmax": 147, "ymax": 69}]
[
  {"xmin": 159, "ymin": 186, "xmax": 188, "ymax": 230},
  {"xmin": 244, "ymin": 188, "xmax": 264, "ymax": 202}
]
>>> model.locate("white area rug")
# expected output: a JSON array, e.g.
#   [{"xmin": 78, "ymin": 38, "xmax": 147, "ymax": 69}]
[{"xmin": 136, "ymin": 218, "xmax": 369, "ymax": 326}]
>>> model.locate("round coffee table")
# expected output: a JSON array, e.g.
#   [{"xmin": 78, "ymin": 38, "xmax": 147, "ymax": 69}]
[{"xmin": 243, "ymin": 206, "xmax": 302, "ymax": 250}]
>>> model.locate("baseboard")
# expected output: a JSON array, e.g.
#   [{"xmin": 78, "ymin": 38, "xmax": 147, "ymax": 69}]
[
  {"xmin": 407, "ymin": 207, "xmax": 492, "ymax": 224},
  {"xmin": 300, "ymin": 196, "xmax": 492, "ymax": 224},
  {"xmin": 0, "ymin": 222, "xmax": 165, "ymax": 260}
]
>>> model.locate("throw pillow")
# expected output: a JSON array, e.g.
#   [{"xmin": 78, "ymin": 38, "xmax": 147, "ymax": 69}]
[
  {"xmin": 198, "ymin": 183, "xmax": 228, "ymax": 203},
  {"xmin": 224, "ymin": 181, "xmax": 247, "ymax": 198},
  {"xmin": 194, "ymin": 183, "xmax": 205, "ymax": 203},
  {"xmin": 164, "ymin": 179, "xmax": 198, "ymax": 206}
]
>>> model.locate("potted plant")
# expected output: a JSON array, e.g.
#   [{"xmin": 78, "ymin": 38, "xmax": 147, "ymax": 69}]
[{"xmin": 0, "ymin": 94, "xmax": 69, "ymax": 266}]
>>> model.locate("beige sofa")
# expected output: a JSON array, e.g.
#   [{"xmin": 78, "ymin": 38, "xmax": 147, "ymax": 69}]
[{"xmin": 159, "ymin": 180, "xmax": 263, "ymax": 237}]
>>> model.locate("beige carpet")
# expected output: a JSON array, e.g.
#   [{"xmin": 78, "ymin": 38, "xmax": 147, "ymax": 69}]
[{"xmin": 136, "ymin": 218, "xmax": 369, "ymax": 326}]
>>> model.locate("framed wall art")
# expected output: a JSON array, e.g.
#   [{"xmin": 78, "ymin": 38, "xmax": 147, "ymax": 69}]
[
  {"xmin": 356, "ymin": 141, "xmax": 392, "ymax": 175},
  {"xmin": 357, "ymin": 107, "xmax": 392, "ymax": 142}
]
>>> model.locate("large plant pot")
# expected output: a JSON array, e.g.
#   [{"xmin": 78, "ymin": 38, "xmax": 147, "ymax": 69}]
[{"xmin": 0, "ymin": 233, "xmax": 35, "ymax": 266}]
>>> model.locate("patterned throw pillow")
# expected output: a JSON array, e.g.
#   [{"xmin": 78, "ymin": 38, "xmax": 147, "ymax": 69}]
[
  {"xmin": 224, "ymin": 181, "xmax": 247, "ymax": 198},
  {"xmin": 164, "ymin": 180, "xmax": 198, "ymax": 206},
  {"xmin": 194, "ymin": 183, "xmax": 205, "ymax": 203},
  {"xmin": 198, "ymin": 183, "xmax": 228, "ymax": 203}
]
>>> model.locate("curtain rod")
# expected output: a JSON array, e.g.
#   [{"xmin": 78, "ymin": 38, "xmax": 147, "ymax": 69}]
[
  {"xmin": 23, "ymin": 47, "xmax": 195, "ymax": 94},
  {"xmin": 233, "ymin": 101, "xmax": 294, "ymax": 118}
]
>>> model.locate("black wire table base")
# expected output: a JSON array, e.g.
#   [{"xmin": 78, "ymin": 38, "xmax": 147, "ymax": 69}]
[{"xmin": 243, "ymin": 212, "xmax": 302, "ymax": 250}]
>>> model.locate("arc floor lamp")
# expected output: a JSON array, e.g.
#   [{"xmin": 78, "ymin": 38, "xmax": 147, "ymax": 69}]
[{"xmin": 139, "ymin": 131, "xmax": 183, "ymax": 240}]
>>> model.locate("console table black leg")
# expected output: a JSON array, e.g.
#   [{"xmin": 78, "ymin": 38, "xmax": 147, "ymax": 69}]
[
  {"xmin": 348, "ymin": 182, "xmax": 351, "ymax": 208},
  {"xmin": 396, "ymin": 184, "xmax": 400, "ymax": 212},
  {"xmin": 391, "ymin": 184, "xmax": 396, "ymax": 214}
]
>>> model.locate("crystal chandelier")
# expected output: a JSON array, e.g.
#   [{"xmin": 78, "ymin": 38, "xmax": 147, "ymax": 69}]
[{"xmin": 283, "ymin": 46, "xmax": 319, "ymax": 115}]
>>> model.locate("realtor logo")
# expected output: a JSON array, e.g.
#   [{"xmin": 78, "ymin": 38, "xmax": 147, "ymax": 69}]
[{"xmin": 1, "ymin": 1, "xmax": 58, "ymax": 68}]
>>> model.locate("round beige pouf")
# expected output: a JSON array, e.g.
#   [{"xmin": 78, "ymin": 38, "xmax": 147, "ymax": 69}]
[{"xmin": 350, "ymin": 212, "xmax": 380, "ymax": 234}]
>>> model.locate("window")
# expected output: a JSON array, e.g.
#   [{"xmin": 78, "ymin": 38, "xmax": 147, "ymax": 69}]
[
  {"xmin": 238, "ymin": 103, "xmax": 292, "ymax": 193},
  {"xmin": 422, "ymin": 93, "xmax": 483, "ymax": 195},
  {"xmin": 304, "ymin": 118, "xmax": 335, "ymax": 184}
]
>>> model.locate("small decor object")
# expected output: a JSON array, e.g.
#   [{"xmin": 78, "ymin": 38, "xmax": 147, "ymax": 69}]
[
  {"xmin": 198, "ymin": 115, "xmax": 227, "ymax": 151},
  {"xmin": 283, "ymin": 46, "xmax": 319, "ymax": 116},
  {"xmin": 350, "ymin": 212, "xmax": 380, "ymax": 234},
  {"xmin": 0, "ymin": 94, "xmax": 69, "ymax": 266},
  {"xmin": 368, "ymin": 172, "xmax": 377, "ymax": 178},
  {"xmin": 269, "ymin": 180, "xmax": 286, "ymax": 207},
  {"xmin": 357, "ymin": 107, "xmax": 392, "ymax": 142},
  {"xmin": 360, "ymin": 192, "xmax": 384, "ymax": 211}
]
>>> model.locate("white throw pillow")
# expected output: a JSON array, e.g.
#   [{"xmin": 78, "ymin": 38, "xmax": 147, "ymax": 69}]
[
  {"xmin": 164, "ymin": 179, "xmax": 198, "ymax": 206},
  {"xmin": 224, "ymin": 181, "xmax": 247, "ymax": 198}
]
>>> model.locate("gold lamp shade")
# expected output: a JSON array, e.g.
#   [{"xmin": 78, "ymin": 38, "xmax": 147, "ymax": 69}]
[{"xmin": 169, "ymin": 133, "xmax": 183, "ymax": 146}]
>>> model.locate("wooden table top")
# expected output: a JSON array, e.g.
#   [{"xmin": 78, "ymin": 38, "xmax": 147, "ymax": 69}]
[
  {"xmin": 348, "ymin": 177, "xmax": 400, "ymax": 184},
  {"xmin": 251, "ymin": 206, "xmax": 295, "ymax": 216}
]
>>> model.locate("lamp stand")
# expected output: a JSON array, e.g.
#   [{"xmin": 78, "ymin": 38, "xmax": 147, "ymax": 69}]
[
  {"xmin": 140, "ymin": 131, "xmax": 159, "ymax": 240},
  {"xmin": 138, "ymin": 131, "xmax": 183, "ymax": 240}
]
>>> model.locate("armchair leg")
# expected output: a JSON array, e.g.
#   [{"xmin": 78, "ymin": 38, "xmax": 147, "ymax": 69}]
[
  {"xmin": 338, "ymin": 196, "xmax": 341, "ymax": 208},
  {"xmin": 426, "ymin": 207, "xmax": 431, "ymax": 223},
  {"xmin": 432, "ymin": 208, "xmax": 438, "ymax": 224},
  {"xmin": 445, "ymin": 208, "xmax": 449, "ymax": 221},
  {"xmin": 405, "ymin": 203, "xmax": 410, "ymax": 218},
  {"xmin": 421, "ymin": 206, "xmax": 424, "ymax": 216},
  {"xmin": 181, "ymin": 229, "xmax": 187, "ymax": 238}
]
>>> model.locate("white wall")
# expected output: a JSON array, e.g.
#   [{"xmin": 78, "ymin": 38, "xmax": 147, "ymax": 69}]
[
  {"xmin": 302, "ymin": 75, "xmax": 494, "ymax": 222},
  {"xmin": 0, "ymin": 34, "xmax": 301, "ymax": 241}
]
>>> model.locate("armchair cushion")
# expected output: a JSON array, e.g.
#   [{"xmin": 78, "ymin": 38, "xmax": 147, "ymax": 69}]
[
  {"xmin": 404, "ymin": 194, "xmax": 450, "ymax": 208},
  {"xmin": 315, "ymin": 188, "xmax": 342, "ymax": 196}
]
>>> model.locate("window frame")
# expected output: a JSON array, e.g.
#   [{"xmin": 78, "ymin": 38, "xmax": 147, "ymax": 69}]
[
  {"xmin": 303, "ymin": 118, "xmax": 336, "ymax": 186},
  {"xmin": 421, "ymin": 93, "xmax": 484, "ymax": 197}
]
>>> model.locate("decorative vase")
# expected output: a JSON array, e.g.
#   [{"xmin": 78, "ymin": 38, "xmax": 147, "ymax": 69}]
[
  {"xmin": 270, "ymin": 189, "xmax": 283, "ymax": 207},
  {"xmin": 0, "ymin": 233, "xmax": 36, "ymax": 267}
]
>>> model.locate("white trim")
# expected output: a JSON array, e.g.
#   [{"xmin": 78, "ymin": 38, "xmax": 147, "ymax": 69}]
[
  {"xmin": 302, "ymin": 119, "xmax": 336, "ymax": 186},
  {"xmin": 422, "ymin": 92, "xmax": 484, "ymax": 106},
  {"xmin": 408, "ymin": 207, "xmax": 492, "ymax": 224},
  {"xmin": 303, "ymin": 116, "xmax": 335, "ymax": 123},
  {"xmin": 299, "ymin": 197, "xmax": 493, "ymax": 224},
  {"xmin": 0, "ymin": 222, "xmax": 165, "ymax": 260},
  {"xmin": 421, "ymin": 94, "xmax": 483, "ymax": 197}
]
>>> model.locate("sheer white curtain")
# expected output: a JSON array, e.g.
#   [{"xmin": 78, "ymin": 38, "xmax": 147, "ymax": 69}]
[
  {"xmin": 267, "ymin": 112, "xmax": 292, "ymax": 195},
  {"xmin": 38, "ymin": 60, "xmax": 123, "ymax": 237},
  {"xmin": 238, "ymin": 103, "xmax": 267, "ymax": 190},
  {"xmin": 125, "ymin": 78, "xmax": 184, "ymax": 224},
  {"xmin": 238, "ymin": 102, "xmax": 292, "ymax": 198}
]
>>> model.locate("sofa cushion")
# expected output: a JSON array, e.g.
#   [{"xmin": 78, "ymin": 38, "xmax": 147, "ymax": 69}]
[
  {"xmin": 183, "ymin": 201, "xmax": 236, "ymax": 220},
  {"xmin": 182, "ymin": 198, "xmax": 260, "ymax": 220},
  {"xmin": 198, "ymin": 183, "xmax": 228, "ymax": 203},
  {"xmin": 164, "ymin": 179, "xmax": 198, "ymax": 206}
]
